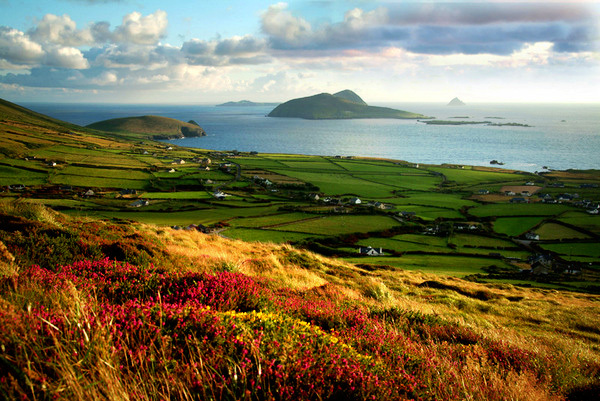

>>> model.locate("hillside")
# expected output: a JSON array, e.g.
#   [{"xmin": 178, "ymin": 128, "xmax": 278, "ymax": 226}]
[
  {"xmin": 1, "ymin": 202, "xmax": 599, "ymax": 400},
  {"xmin": 87, "ymin": 115, "xmax": 206, "ymax": 139},
  {"xmin": 1, "ymin": 98, "xmax": 600, "ymax": 399},
  {"xmin": 268, "ymin": 91, "xmax": 427, "ymax": 120}
]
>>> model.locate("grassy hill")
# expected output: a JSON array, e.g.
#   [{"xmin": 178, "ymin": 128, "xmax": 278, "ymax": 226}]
[
  {"xmin": 268, "ymin": 91, "xmax": 427, "ymax": 120},
  {"xmin": 86, "ymin": 115, "xmax": 206, "ymax": 140},
  {"xmin": 0, "ymin": 201, "xmax": 599, "ymax": 400}
]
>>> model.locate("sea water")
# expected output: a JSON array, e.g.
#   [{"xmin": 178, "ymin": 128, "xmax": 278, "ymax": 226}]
[{"xmin": 23, "ymin": 102, "xmax": 600, "ymax": 172}]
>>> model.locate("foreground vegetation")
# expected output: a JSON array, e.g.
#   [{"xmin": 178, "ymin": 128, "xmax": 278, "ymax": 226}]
[{"xmin": 1, "ymin": 202, "xmax": 599, "ymax": 400}]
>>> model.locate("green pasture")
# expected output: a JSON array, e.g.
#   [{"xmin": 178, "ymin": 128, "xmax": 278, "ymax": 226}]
[
  {"xmin": 428, "ymin": 166, "xmax": 522, "ymax": 185},
  {"xmin": 223, "ymin": 228, "xmax": 321, "ymax": 243},
  {"xmin": 270, "ymin": 170, "xmax": 395, "ymax": 198},
  {"xmin": 228, "ymin": 212, "xmax": 317, "ymax": 228},
  {"xmin": 356, "ymin": 237, "xmax": 449, "ymax": 253},
  {"xmin": 449, "ymin": 233, "xmax": 517, "ymax": 249},
  {"xmin": 235, "ymin": 157, "xmax": 288, "ymax": 169},
  {"xmin": 394, "ymin": 204, "xmax": 464, "ymax": 220},
  {"xmin": 344, "ymin": 254, "xmax": 512, "ymax": 276},
  {"xmin": 558, "ymin": 212, "xmax": 600, "ymax": 235},
  {"xmin": 535, "ymin": 222, "xmax": 591, "ymax": 240},
  {"xmin": 279, "ymin": 159, "xmax": 345, "ymax": 172},
  {"xmin": 469, "ymin": 203, "xmax": 570, "ymax": 218},
  {"xmin": 539, "ymin": 242, "xmax": 600, "ymax": 259},
  {"xmin": 386, "ymin": 192, "xmax": 477, "ymax": 209},
  {"xmin": 271, "ymin": 214, "xmax": 399, "ymax": 236},
  {"xmin": 0, "ymin": 165, "xmax": 48, "ymax": 186},
  {"xmin": 492, "ymin": 217, "xmax": 546, "ymax": 236},
  {"xmin": 60, "ymin": 166, "xmax": 152, "ymax": 180},
  {"xmin": 50, "ymin": 174, "xmax": 149, "ymax": 190},
  {"xmin": 331, "ymin": 159, "xmax": 420, "ymax": 174},
  {"xmin": 68, "ymin": 204, "xmax": 282, "ymax": 226},
  {"xmin": 353, "ymin": 174, "xmax": 441, "ymax": 191},
  {"xmin": 141, "ymin": 191, "xmax": 213, "ymax": 200}
]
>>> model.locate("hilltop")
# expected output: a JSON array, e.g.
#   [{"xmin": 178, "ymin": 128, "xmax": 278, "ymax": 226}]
[
  {"xmin": 87, "ymin": 115, "xmax": 206, "ymax": 140},
  {"xmin": 268, "ymin": 90, "xmax": 427, "ymax": 120},
  {"xmin": 448, "ymin": 97, "xmax": 466, "ymax": 106},
  {"xmin": 217, "ymin": 100, "xmax": 280, "ymax": 107}
]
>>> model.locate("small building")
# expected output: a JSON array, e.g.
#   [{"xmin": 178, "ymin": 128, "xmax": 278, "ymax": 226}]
[
  {"xmin": 525, "ymin": 232, "xmax": 540, "ymax": 241},
  {"xmin": 308, "ymin": 193, "xmax": 320, "ymax": 201},
  {"xmin": 201, "ymin": 158, "xmax": 212, "ymax": 166},
  {"xmin": 478, "ymin": 189, "xmax": 489, "ymax": 195},
  {"xmin": 172, "ymin": 159, "xmax": 186, "ymax": 165},
  {"xmin": 129, "ymin": 199, "xmax": 149, "ymax": 208},
  {"xmin": 213, "ymin": 190, "xmax": 227, "ymax": 200},
  {"xmin": 83, "ymin": 189, "xmax": 95, "ymax": 197},
  {"xmin": 359, "ymin": 246, "xmax": 384, "ymax": 256},
  {"xmin": 348, "ymin": 197, "xmax": 361, "ymax": 205},
  {"xmin": 120, "ymin": 189, "xmax": 137, "ymax": 195},
  {"xmin": 510, "ymin": 197, "xmax": 528, "ymax": 203}
]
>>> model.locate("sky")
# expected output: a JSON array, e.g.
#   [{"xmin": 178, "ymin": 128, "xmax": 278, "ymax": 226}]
[{"xmin": 0, "ymin": 0, "xmax": 598, "ymax": 104}]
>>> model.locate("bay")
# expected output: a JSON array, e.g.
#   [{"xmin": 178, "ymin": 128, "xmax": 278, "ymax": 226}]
[{"xmin": 23, "ymin": 102, "xmax": 600, "ymax": 172}]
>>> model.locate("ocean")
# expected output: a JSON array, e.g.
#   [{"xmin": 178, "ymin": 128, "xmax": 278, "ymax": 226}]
[{"xmin": 23, "ymin": 102, "xmax": 600, "ymax": 172}]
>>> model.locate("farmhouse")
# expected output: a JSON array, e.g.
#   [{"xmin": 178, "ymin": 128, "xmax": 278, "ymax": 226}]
[
  {"xmin": 129, "ymin": 199, "xmax": 149, "ymax": 208},
  {"xmin": 348, "ymin": 197, "xmax": 362, "ymax": 205},
  {"xmin": 358, "ymin": 246, "xmax": 384, "ymax": 256},
  {"xmin": 510, "ymin": 197, "xmax": 528, "ymax": 203},
  {"xmin": 172, "ymin": 159, "xmax": 186, "ymax": 165},
  {"xmin": 525, "ymin": 232, "xmax": 540, "ymax": 241}
]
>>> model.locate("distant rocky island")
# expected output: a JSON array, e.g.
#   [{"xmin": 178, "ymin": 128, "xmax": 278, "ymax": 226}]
[
  {"xmin": 87, "ymin": 115, "xmax": 206, "ymax": 140},
  {"xmin": 420, "ymin": 120, "xmax": 531, "ymax": 127},
  {"xmin": 447, "ymin": 97, "xmax": 466, "ymax": 106},
  {"xmin": 217, "ymin": 100, "xmax": 279, "ymax": 107},
  {"xmin": 268, "ymin": 90, "xmax": 427, "ymax": 120}
]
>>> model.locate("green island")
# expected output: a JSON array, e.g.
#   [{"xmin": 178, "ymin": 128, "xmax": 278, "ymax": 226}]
[
  {"xmin": 86, "ymin": 115, "xmax": 206, "ymax": 140},
  {"xmin": 2, "ymin": 97, "xmax": 600, "ymax": 400},
  {"xmin": 268, "ymin": 89, "xmax": 427, "ymax": 120}
]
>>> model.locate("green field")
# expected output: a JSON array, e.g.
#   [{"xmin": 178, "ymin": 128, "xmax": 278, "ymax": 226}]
[
  {"xmin": 470, "ymin": 203, "xmax": 570, "ymax": 217},
  {"xmin": 343, "ymin": 254, "xmax": 512, "ymax": 277},
  {"xmin": 492, "ymin": 217, "xmax": 545, "ymax": 236},
  {"xmin": 272, "ymin": 215, "xmax": 399, "ymax": 235},
  {"xmin": 2, "ymin": 97, "xmax": 600, "ymax": 292}
]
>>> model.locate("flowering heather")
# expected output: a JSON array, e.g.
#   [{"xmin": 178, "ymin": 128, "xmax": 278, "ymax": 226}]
[{"xmin": 1, "ymin": 208, "xmax": 600, "ymax": 400}]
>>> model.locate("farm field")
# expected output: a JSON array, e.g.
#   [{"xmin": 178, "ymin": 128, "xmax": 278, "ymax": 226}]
[{"xmin": 1, "ymin": 98, "xmax": 599, "ymax": 292}]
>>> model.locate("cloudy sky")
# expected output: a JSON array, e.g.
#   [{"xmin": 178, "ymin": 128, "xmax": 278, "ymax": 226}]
[{"xmin": 0, "ymin": 0, "xmax": 598, "ymax": 104}]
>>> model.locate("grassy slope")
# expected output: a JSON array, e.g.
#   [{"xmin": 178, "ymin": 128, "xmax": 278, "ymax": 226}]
[
  {"xmin": 0, "ymin": 202, "xmax": 599, "ymax": 400},
  {"xmin": 268, "ymin": 93, "xmax": 426, "ymax": 119}
]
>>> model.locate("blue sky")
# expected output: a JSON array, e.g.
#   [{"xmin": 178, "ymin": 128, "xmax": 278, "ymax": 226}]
[{"xmin": 0, "ymin": 0, "xmax": 598, "ymax": 104}]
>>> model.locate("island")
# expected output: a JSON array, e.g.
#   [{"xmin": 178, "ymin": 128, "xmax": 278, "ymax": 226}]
[
  {"xmin": 268, "ymin": 90, "xmax": 427, "ymax": 120},
  {"xmin": 86, "ymin": 115, "xmax": 206, "ymax": 140},
  {"xmin": 447, "ymin": 97, "xmax": 466, "ymax": 106},
  {"xmin": 217, "ymin": 100, "xmax": 280, "ymax": 107},
  {"xmin": 420, "ymin": 120, "xmax": 531, "ymax": 127}
]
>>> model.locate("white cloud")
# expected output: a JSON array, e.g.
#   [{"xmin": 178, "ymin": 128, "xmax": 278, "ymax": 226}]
[
  {"xmin": 44, "ymin": 46, "xmax": 89, "ymax": 69},
  {"xmin": 0, "ymin": 27, "xmax": 44, "ymax": 64},
  {"xmin": 28, "ymin": 14, "xmax": 94, "ymax": 46},
  {"xmin": 113, "ymin": 10, "xmax": 168, "ymax": 45},
  {"xmin": 261, "ymin": 3, "xmax": 312, "ymax": 46}
]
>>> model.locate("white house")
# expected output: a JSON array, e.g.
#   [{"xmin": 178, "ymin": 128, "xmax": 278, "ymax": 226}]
[{"xmin": 359, "ymin": 246, "xmax": 384, "ymax": 256}]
